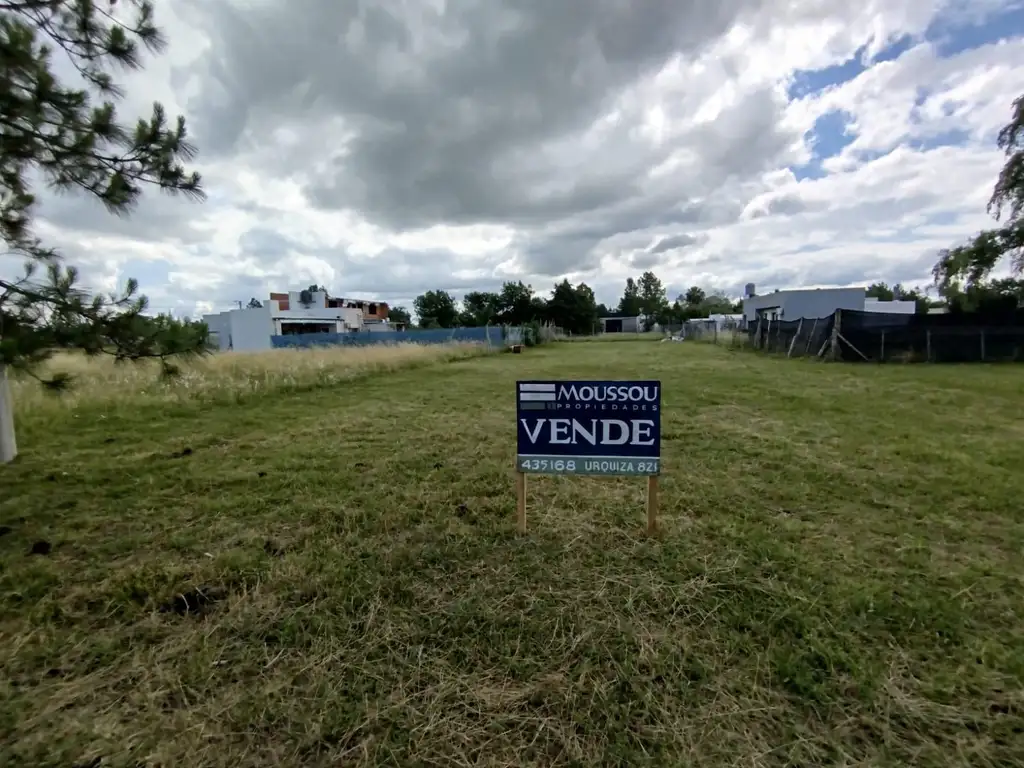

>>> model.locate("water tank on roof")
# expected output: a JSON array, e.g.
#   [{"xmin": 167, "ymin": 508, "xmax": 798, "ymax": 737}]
[{"xmin": 744, "ymin": 283, "xmax": 756, "ymax": 297}]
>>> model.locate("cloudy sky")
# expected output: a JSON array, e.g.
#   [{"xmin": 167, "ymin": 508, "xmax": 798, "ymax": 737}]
[{"xmin": 21, "ymin": 0, "xmax": 1024, "ymax": 316}]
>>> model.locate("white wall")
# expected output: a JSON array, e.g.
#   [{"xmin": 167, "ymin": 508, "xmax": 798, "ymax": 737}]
[
  {"xmin": 288, "ymin": 290, "xmax": 328, "ymax": 309},
  {"xmin": 203, "ymin": 312, "xmax": 231, "ymax": 351},
  {"xmin": 229, "ymin": 305, "xmax": 274, "ymax": 351},
  {"xmin": 743, "ymin": 288, "xmax": 866, "ymax": 322},
  {"xmin": 202, "ymin": 306, "xmax": 275, "ymax": 352},
  {"xmin": 864, "ymin": 299, "xmax": 916, "ymax": 314}
]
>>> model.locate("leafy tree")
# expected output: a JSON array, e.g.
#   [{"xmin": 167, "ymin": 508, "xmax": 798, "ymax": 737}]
[
  {"xmin": 865, "ymin": 282, "xmax": 895, "ymax": 301},
  {"xmin": 636, "ymin": 271, "xmax": 667, "ymax": 330},
  {"xmin": 617, "ymin": 277, "xmax": 642, "ymax": 316},
  {"xmin": 246, "ymin": 297, "xmax": 263, "ymax": 309},
  {"xmin": 867, "ymin": 282, "xmax": 933, "ymax": 314},
  {"xmin": 933, "ymin": 94, "xmax": 1024, "ymax": 299},
  {"xmin": 461, "ymin": 290, "xmax": 500, "ymax": 326},
  {"xmin": 944, "ymin": 278, "xmax": 1024, "ymax": 313},
  {"xmin": 495, "ymin": 281, "xmax": 541, "ymax": 326},
  {"xmin": 684, "ymin": 286, "xmax": 706, "ymax": 307},
  {"xmin": 546, "ymin": 279, "xmax": 599, "ymax": 334},
  {"xmin": 530, "ymin": 295, "xmax": 549, "ymax": 322},
  {"xmin": 595, "ymin": 302, "xmax": 611, "ymax": 318},
  {"xmin": 387, "ymin": 305, "xmax": 411, "ymax": 327},
  {"xmin": 699, "ymin": 293, "xmax": 735, "ymax": 315},
  {"xmin": 1, "ymin": 0, "xmax": 210, "ymax": 463},
  {"xmin": 413, "ymin": 290, "xmax": 458, "ymax": 328}
]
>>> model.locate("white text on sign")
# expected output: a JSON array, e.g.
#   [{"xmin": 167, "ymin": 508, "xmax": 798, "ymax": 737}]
[{"xmin": 518, "ymin": 418, "xmax": 655, "ymax": 446}]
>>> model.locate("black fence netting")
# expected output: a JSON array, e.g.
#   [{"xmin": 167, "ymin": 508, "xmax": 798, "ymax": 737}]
[
  {"xmin": 838, "ymin": 309, "xmax": 1024, "ymax": 363},
  {"xmin": 747, "ymin": 315, "xmax": 835, "ymax": 357}
]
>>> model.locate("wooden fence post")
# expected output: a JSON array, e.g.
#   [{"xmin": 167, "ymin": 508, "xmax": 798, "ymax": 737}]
[
  {"xmin": 926, "ymin": 330, "xmax": 932, "ymax": 362},
  {"xmin": 880, "ymin": 331, "xmax": 886, "ymax": 363},
  {"xmin": 787, "ymin": 319, "xmax": 804, "ymax": 357},
  {"xmin": 829, "ymin": 310, "xmax": 842, "ymax": 361},
  {"xmin": 804, "ymin": 318, "xmax": 819, "ymax": 354},
  {"xmin": 980, "ymin": 329, "xmax": 986, "ymax": 361}
]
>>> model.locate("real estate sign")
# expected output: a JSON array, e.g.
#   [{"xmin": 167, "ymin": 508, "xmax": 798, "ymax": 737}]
[{"xmin": 516, "ymin": 380, "xmax": 661, "ymax": 476}]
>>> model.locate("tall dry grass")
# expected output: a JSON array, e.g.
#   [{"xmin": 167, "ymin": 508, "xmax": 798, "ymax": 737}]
[{"xmin": 10, "ymin": 342, "xmax": 490, "ymax": 415}]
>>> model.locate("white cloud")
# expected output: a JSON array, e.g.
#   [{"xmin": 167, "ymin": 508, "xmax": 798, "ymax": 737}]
[{"xmin": 11, "ymin": 0, "xmax": 1024, "ymax": 315}]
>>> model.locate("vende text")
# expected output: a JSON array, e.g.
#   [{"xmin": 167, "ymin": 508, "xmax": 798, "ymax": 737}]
[{"xmin": 519, "ymin": 418, "xmax": 655, "ymax": 446}]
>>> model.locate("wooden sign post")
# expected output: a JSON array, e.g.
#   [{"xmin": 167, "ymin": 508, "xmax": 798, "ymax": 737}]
[
  {"xmin": 515, "ymin": 380, "xmax": 662, "ymax": 535},
  {"xmin": 515, "ymin": 470, "xmax": 527, "ymax": 533}
]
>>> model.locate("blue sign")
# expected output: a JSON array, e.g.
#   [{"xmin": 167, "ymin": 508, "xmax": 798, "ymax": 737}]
[{"xmin": 516, "ymin": 380, "xmax": 661, "ymax": 476}]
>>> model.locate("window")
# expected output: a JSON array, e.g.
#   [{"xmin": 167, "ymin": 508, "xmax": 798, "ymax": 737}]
[{"xmin": 281, "ymin": 322, "xmax": 334, "ymax": 335}]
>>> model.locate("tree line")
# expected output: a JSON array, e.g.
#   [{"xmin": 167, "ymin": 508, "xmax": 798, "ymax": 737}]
[{"xmin": 396, "ymin": 274, "xmax": 744, "ymax": 334}]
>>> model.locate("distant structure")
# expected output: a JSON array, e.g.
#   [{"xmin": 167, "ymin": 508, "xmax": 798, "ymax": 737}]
[
  {"xmin": 742, "ymin": 285, "xmax": 916, "ymax": 323},
  {"xmin": 268, "ymin": 292, "xmax": 389, "ymax": 321},
  {"xmin": 599, "ymin": 314, "xmax": 644, "ymax": 333},
  {"xmin": 203, "ymin": 289, "xmax": 398, "ymax": 352}
]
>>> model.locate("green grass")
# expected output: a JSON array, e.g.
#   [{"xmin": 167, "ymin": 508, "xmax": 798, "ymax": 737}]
[{"xmin": 2, "ymin": 341, "xmax": 1023, "ymax": 766}]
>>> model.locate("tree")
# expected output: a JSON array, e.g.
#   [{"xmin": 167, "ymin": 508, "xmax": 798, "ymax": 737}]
[
  {"xmin": 944, "ymin": 278, "xmax": 1024, "ymax": 313},
  {"xmin": 684, "ymin": 286, "xmax": 706, "ymax": 307},
  {"xmin": 387, "ymin": 305, "xmax": 411, "ymax": 327},
  {"xmin": 699, "ymin": 293, "xmax": 735, "ymax": 316},
  {"xmin": 495, "ymin": 281, "xmax": 541, "ymax": 326},
  {"xmin": 635, "ymin": 271, "xmax": 667, "ymax": 330},
  {"xmin": 413, "ymin": 290, "xmax": 458, "ymax": 328},
  {"xmin": 867, "ymin": 282, "xmax": 934, "ymax": 314},
  {"xmin": 617, "ymin": 278, "xmax": 642, "ymax": 316},
  {"xmin": 1, "ymin": 1, "xmax": 210, "ymax": 464},
  {"xmin": 933, "ymin": 94, "xmax": 1024, "ymax": 299},
  {"xmin": 461, "ymin": 291, "xmax": 500, "ymax": 326},
  {"xmin": 865, "ymin": 282, "xmax": 895, "ymax": 301},
  {"xmin": 546, "ymin": 279, "xmax": 599, "ymax": 334},
  {"xmin": 246, "ymin": 298, "xmax": 263, "ymax": 309}
]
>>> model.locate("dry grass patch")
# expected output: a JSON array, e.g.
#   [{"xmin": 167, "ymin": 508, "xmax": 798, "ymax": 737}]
[{"xmin": 9, "ymin": 342, "xmax": 489, "ymax": 415}]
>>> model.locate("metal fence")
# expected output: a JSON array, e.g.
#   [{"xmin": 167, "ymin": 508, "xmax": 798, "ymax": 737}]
[
  {"xmin": 747, "ymin": 309, "xmax": 1024, "ymax": 362},
  {"xmin": 271, "ymin": 326, "xmax": 499, "ymax": 349},
  {"xmin": 748, "ymin": 316, "xmax": 833, "ymax": 358},
  {"xmin": 665, "ymin": 319, "xmax": 749, "ymax": 347},
  {"xmin": 269, "ymin": 323, "xmax": 566, "ymax": 350}
]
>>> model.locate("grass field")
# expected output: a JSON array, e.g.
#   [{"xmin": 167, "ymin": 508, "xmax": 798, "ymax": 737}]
[{"xmin": 2, "ymin": 340, "xmax": 1023, "ymax": 766}]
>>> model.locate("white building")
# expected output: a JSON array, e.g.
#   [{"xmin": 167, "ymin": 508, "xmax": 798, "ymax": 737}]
[
  {"xmin": 864, "ymin": 297, "xmax": 916, "ymax": 314},
  {"xmin": 600, "ymin": 315, "xmax": 643, "ymax": 333},
  {"xmin": 203, "ymin": 290, "xmax": 394, "ymax": 352},
  {"xmin": 707, "ymin": 313, "xmax": 744, "ymax": 329},
  {"xmin": 741, "ymin": 284, "xmax": 917, "ymax": 323}
]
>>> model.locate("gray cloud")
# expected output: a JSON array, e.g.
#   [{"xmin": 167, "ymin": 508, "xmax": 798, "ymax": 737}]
[
  {"xmin": 38, "ymin": 189, "xmax": 207, "ymax": 246},
  {"xmin": 650, "ymin": 233, "xmax": 701, "ymax": 253},
  {"xmin": 184, "ymin": 0, "xmax": 787, "ymax": 240}
]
